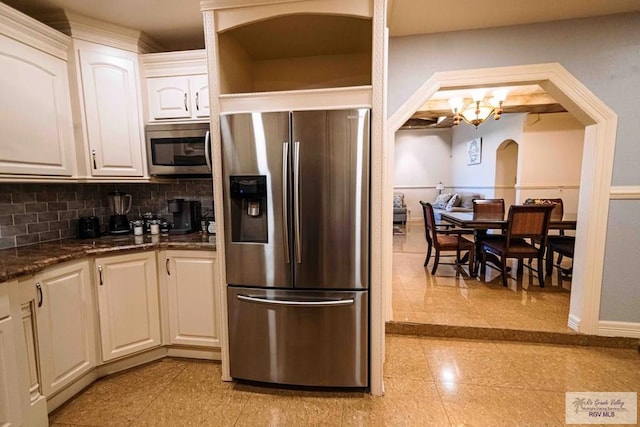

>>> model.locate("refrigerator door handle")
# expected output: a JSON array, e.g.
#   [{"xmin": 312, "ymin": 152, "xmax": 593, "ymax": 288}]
[
  {"xmin": 237, "ymin": 294, "xmax": 354, "ymax": 308},
  {"xmin": 293, "ymin": 140, "xmax": 302, "ymax": 263},
  {"xmin": 204, "ymin": 131, "xmax": 212, "ymax": 172},
  {"xmin": 282, "ymin": 142, "xmax": 290, "ymax": 263}
]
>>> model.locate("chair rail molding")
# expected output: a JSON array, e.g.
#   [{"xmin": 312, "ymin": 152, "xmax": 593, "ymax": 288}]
[
  {"xmin": 609, "ymin": 186, "xmax": 640, "ymax": 200},
  {"xmin": 385, "ymin": 62, "xmax": 618, "ymax": 337}
]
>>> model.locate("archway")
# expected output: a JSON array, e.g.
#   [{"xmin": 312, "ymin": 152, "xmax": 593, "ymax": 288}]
[
  {"xmin": 495, "ymin": 139, "xmax": 518, "ymax": 207},
  {"xmin": 383, "ymin": 63, "xmax": 617, "ymax": 334}
]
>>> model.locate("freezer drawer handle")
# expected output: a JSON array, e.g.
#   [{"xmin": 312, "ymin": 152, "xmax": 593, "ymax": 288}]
[{"xmin": 237, "ymin": 294, "xmax": 354, "ymax": 308}]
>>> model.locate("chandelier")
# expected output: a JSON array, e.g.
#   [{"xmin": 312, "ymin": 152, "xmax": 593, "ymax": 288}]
[{"xmin": 448, "ymin": 89, "xmax": 509, "ymax": 128}]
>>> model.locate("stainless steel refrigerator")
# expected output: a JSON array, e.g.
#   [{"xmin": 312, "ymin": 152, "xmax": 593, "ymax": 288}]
[{"xmin": 221, "ymin": 108, "xmax": 370, "ymax": 387}]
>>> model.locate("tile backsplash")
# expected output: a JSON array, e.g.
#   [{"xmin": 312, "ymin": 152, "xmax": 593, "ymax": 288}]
[{"xmin": 0, "ymin": 180, "xmax": 214, "ymax": 249}]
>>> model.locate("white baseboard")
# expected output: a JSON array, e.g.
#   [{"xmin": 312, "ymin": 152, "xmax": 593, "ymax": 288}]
[
  {"xmin": 568, "ymin": 314, "xmax": 581, "ymax": 331},
  {"xmin": 598, "ymin": 320, "xmax": 640, "ymax": 339}
]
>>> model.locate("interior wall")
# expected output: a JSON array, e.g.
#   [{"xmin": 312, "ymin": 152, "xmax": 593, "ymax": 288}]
[
  {"xmin": 393, "ymin": 128, "xmax": 451, "ymax": 220},
  {"xmin": 519, "ymin": 112, "xmax": 584, "ymax": 215},
  {"xmin": 450, "ymin": 113, "xmax": 526, "ymax": 198}
]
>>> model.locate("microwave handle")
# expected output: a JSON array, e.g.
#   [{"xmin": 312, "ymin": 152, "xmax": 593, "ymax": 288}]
[{"xmin": 204, "ymin": 131, "xmax": 212, "ymax": 172}]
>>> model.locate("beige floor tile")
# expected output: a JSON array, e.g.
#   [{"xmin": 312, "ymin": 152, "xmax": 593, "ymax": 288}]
[
  {"xmin": 50, "ymin": 359, "xmax": 187, "ymax": 426},
  {"xmin": 135, "ymin": 389, "xmax": 249, "ymax": 426},
  {"xmin": 436, "ymin": 382, "xmax": 562, "ymax": 426},
  {"xmin": 234, "ymin": 393, "xmax": 340, "ymax": 427},
  {"xmin": 423, "ymin": 343, "xmax": 530, "ymax": 388},
  {"xmin": 495, "ymin": 342, "xmax": 633, "ymax": 392},
  {"xmin": 384, "ymin": 335, "xmax": 433, "ymax": 380}
]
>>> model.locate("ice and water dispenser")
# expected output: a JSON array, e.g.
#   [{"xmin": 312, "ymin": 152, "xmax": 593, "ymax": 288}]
[{"xmin": 229, "ymin": 176, "xmax": 268, "ymax": 243}]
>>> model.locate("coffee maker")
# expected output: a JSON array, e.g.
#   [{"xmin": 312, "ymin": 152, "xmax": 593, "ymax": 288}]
[
  {"xmin": 168, "ymin": 199, "xmax": 201, "ymax": 234},
  {"xmin": 107, "ymin": 191, "xmax": 132, "ymax": 234}
]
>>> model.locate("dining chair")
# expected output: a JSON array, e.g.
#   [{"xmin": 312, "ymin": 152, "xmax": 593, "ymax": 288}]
[
  {"xmin": 420, "ymin": 201, "xmax": 475, "ymax": 275},
  {"xmin": 523, "ymin": 198, "xmax": 568, "ymax": 263},
  {"xmin": 480, "ymin": 204, "xmax": 554, "ymax": 287},
  {"xmin": 473, "ymin": 198, "xmax": 505, "ymax": 220},
  {"xmin": 471, "ymin": 198, "xmax": 505, "ymax": 272},
  {"xmin": 546, "ymin": 235, "xmax": 575, "ymax": 278}
]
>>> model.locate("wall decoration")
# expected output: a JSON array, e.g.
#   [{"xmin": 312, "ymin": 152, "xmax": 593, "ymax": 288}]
[{"xmin": 466, "ymin": 138, "xmax": 482, "ymax": 165}]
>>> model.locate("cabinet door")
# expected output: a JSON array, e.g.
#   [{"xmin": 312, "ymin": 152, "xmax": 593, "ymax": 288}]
[
  {"xmin": 147, "ymin": 77, "xmax": 191, "ymax": 120},
  {"xmin": 0, "ymin": 34, "xmax": 75, "ymax": 177},
  {"xmin": 165, "ymin": 251, "xmax": 218, "ymax": 347},
  {"xmin": 0, "ymin": 286, "xmax": 22, "ymax": 426},
  {"xmin": 95, "ymin": 252, "xmax": 160, "ymax": 361},
  {"xmin": 78, "ymin": 45, "xmax": 145, "ymax": 177},
  {"xmin": 190, "ymin": 75, "xmax": 210, "ymax": 119},
  {"xmin": 34, "ymin": 261, "xmax": 96, "ymax": 397},
  {"xmin": 15, "ymin": 281, "xmax": 48, "ymax": 426}
]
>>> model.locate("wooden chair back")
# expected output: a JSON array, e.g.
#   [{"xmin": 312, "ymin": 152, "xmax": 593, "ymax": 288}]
[
  {"xmin": 523, "ymin": 198, "xmax": 563, "ymax": 221},
  {"xmin": 473, "ymin": 199, "xmax": 505, "ymax": 220},
  {"xmin": 420, "ymin": 201, "xmax": 439, "ymax": 245},
  {"xmin": 505, "ymin": 205, "xmax": 554, "ymax": 252}
]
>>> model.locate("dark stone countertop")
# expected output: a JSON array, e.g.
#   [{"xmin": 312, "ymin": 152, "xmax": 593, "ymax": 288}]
[{"xmin": 0, "ymin": 233, "xmax": 216, "ymax": 284}]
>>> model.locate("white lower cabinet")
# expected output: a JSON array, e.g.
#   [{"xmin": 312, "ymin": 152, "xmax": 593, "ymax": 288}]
[
  {"xmin": 0, "ymin": 282, "xmax": 22, "ymax": 426},
  {"xmin": 162, "ymin": 250, "xmax": 219, "ymax": 347},
  {"xmin": 33, "ymin": 261, "xmax": 96, "ymax": 397},
  {"xmin": 15, "ymin": 279, "xmax": 48, "ymax": 426},
  {"xmin": 95, "ymin": 252, "xmax": 161, "ymax": 361}
]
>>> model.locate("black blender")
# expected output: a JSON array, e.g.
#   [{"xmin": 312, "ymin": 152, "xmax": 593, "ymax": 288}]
[{"xmin": 107, "ymin": 191, "xmax": 132, "ymax": 234}]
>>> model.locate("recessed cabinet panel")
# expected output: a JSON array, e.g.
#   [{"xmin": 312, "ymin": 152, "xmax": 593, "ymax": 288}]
[
  {"xmin": 0, "ymin": 286, "xmax": 22, "ymax": 426},
  {"xmin": 0, "ymin": 34, "xmax": 75, "ymax": 176},
  {"xmin": 166, "ymin": 251, "xmax": 218, "ymax": 347},
  {"xmin": 34, "ymin": 261, "xmax": 95, "ymax": 397},
  {"xmin": 147, "ymin": 75, "xmax": 210, "ymax": 121},
  {"xmin": 95, "ymin": 252, "xmax": 160, "ymax": 362},
  {"xmin": 147, "ymin": 77, "xmax": 191, "ymax": 120},
  {"xmin": 78, "ymin": 46, "xmax": 145, "ymax": 177},
  {"xmin": 190, "ymin": 75, "xmax": 210, "ymax": 119}
]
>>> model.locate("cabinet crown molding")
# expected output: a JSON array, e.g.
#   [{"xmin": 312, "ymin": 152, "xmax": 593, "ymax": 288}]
[
  {"xmin": 0, "ymin": 2, "xmax": 71, "ymax": 60},
  {"xmin": 37, "ymin": 10, "xmax": 163, "ymax": 54},
  {"xmin": 141, "ymin": 49, "xmax": 208, "ymax": 78}
]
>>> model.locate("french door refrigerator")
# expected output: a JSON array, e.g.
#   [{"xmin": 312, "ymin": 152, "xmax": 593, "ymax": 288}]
[{"xmin": 221, "ymin": 108, "xmax": 370, "ymax": 387}]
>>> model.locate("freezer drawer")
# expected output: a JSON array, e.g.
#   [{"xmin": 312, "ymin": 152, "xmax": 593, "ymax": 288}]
[{"xmin": 227, "ymin": 287, "xmax": 368, "ymax": 387}]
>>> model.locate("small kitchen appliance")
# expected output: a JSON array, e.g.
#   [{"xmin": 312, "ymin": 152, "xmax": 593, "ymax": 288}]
[
  {"xmin": 107, "ymin": 191, "xmax": 132, "ymax": 234},
  {"xmin": 145, "ymin": 122, "xmax": 211, "ymax": 176},
  {"xmin": 78, "ymin": 216, "xmax": 100, "ymax": 238},
  {"xmin": 167, "ymin": 199, "xmax": 201, "ymax": 234}
]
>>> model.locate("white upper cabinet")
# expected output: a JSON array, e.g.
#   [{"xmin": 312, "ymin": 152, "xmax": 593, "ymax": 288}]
[
  {"xmin": 0, "ymin": 5, "xmax": 75, "ymax": 177},
  {"xmin": 147, "ymin": 75, "xmax": 210, "ymax": 120},
  {"xmin": 141, "ymin": 49, "xmax": 209, "ymax": 122},
  {"xmin": 73, "ymin": 41, "xmax": 146, "ymax": 177}
]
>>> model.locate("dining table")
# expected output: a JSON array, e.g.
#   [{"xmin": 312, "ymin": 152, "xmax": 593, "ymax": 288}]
[{"xmin": 440, "ymin": 211, "xmax": 577, "ymax": 277}]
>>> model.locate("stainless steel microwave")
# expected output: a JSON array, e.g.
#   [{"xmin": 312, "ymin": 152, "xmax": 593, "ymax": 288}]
[{"xmin": 145, "ymin": 122, "xmax": 211, "ymax": 176}]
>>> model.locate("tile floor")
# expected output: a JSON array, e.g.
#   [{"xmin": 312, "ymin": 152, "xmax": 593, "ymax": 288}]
[
  {"xmin": 393, "ymin": 221, "xmax": 574, "ymax": 333},
  {"xmin": 49, "ymin": 335, "xmax": 640, "ymax": 426}
]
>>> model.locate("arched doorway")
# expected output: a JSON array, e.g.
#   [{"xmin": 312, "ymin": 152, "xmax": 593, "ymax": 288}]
[
  {"xmin": 382, "ymin": 63, "xmax": 617, "ymax": 334},
  {"xmin": 495, "ymin": 139, "xmax": 518, "ymax": 207}
]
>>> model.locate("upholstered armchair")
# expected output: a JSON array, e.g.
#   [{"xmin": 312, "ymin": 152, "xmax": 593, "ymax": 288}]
[{"xmin": 393, "ymin": 192, "xmax": 407, "ymax": 224}]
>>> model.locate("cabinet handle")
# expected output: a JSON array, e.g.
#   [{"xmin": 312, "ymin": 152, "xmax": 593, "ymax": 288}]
[
  {"xmin": 195, "ymin": 92, "xmax": 199, "ymax": 111},
  {"xmin": 92, "ymin": 150, "xmax": 97, "ymax": 169},
  {"xmin": 36, "ymin": 282, "xmax": 43, "ymax": 307},
  {"xmin": 98, "ymin": 265, "xmax": 103, "ymax": 286},
  {"xmin": 166, "ymin": 258, "xmax": 170, "ymax": 275},
  {"xmin": 184, "ymin": 93, "xmax": 188, "ymax": 111}
]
